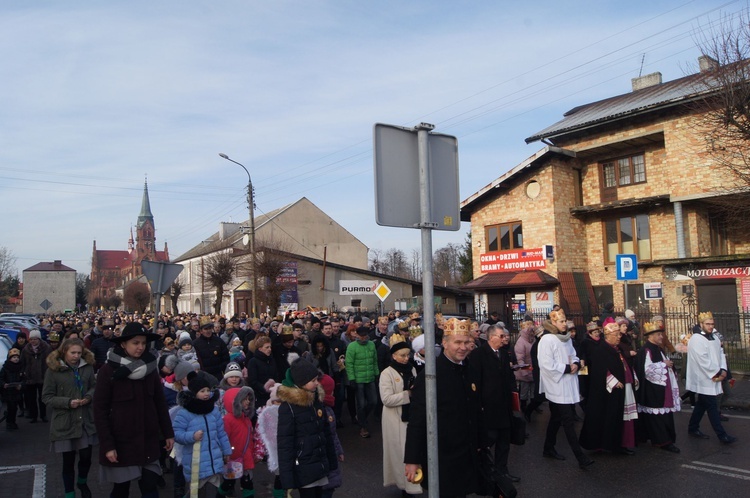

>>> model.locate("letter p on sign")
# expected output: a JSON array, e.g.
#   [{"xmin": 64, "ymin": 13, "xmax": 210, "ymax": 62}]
[{"xmin": 616, "ymin": 254, "xmax": 638, "ymax": 281}]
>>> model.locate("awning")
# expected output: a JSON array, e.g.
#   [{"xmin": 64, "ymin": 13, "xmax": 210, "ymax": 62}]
[{"xmin": 461, "ymin": 270, "xmax": 559, "ymax": 291}]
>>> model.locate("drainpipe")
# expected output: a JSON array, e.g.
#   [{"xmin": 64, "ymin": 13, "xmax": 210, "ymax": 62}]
[{"xmin": 674, "ymin": 201, "xmax": 686, "ymax": 258}]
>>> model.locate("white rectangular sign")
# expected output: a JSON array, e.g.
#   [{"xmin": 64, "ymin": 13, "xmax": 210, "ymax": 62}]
[
  {"xmin": 339, "ymin": 280, "xmax": 378, "ymax": 295},
  {"xmin": 643, "ymin": 282, "xmax": 663, "ymax": 300}
]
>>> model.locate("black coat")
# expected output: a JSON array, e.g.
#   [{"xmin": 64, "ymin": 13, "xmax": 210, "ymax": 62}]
[
  {"xmin": 193, "ymin": 334, "xmax": 230, "ymax": 379},
  {"xmin": 635, "ymin": 341, "xmax": 672, "ymax": 408},
  {"xmin": 471, "ymin": 342, "xmax": 514, "ymax": 431},
  {"xmin": 578, "ymin": 340, "xmax": 627, "ymax": 451},
  {"xmin": 404, "ymin": 353, "xmax": 482, "ymax": 496},
  {"xmin": 246, "ymin": 349, "xmax": 279, "ymax": 407},
  {"xmin": 277, "ymin": 384, "xmax": 337, "ymax": 489},
  {"xmin": 0, "ymin": 360, "xmax": 25, "ymax": 401}
]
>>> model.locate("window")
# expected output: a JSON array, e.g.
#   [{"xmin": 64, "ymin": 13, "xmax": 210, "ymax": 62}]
[
  {"xmin": 601, "ymin": 153, "xmax": 646, "ymax": 188},
  {"xmin": 709, "ymin": 213, "xmax": 728, "ymax": 256},
  {"xmin": 486, "ymin": 222, "xmax": 523, "ymax": 252},
  {"xmin": 604, "ymin": 214, "xmax": 651, "ymax": 262}
]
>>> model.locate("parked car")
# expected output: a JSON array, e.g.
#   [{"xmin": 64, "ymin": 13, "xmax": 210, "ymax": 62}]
[
  {"xmin": 1, "ymin": 316, "xmax": 39, "ymax": 331},
  {"xmin": 0, "ymin": 333, "xmax": 13, "ymax": 369}
]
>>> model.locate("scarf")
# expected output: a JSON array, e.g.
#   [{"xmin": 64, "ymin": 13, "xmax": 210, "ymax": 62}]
[
  {"xmin": 106, "ymin": 345, "xmax": 157, "ymax": 380},
  {"xmin": 68, "ymin": 363, "xmax": 84, "ymax": 397},
  {"xmin": 389, "ymin": 360, "xmax": 415, "ymax": 422},
  {"xmin": 554, "ymin": 331, "xmax": 572, "ymax": 342}
]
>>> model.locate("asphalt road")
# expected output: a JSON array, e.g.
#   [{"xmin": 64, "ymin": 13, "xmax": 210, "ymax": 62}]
[{"xmin": 1, "ymin": 404, "xmax": 749, "ymax": 497}]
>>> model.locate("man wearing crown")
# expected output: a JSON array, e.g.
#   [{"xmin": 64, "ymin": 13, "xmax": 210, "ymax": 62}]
[
  {"xmin": 685, "ymin": 311, "xmax": 737, "ymax": 443},
  {"xmin": 633, "ymin": 321, "xmax": 681, "ymax": 453},
  {"xmin": 404, "ymin": 317, "xmax": 483, "ymax": 497}
]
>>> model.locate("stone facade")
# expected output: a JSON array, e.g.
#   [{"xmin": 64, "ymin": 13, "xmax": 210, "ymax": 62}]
[{"xmin": 23, "ymin": 261, "xmax": 76, "ymax": 314}]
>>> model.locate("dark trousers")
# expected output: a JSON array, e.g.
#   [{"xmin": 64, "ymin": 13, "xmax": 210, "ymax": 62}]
[
  {"xmin": 544, "ymin": 402, "xmax": 584, "ymax": 460},
  {"xmin": 24, "ymin": 383, "xmax": 46, "ymax": 420},
  {"xmin": 346, "ymin": 384, "xmax": 358, "ymax": 423},
  {"xmin": 485, "ymin": 428, "xmax": 511, "ymax": 475},
  {"xmin": 333, "ymin": 382, "xmax": 346, "ymax": 424},
  {"xmin": 4, "ymin": 398, "xmax": 19, "ymax": 425},
  {"xmin": 62, "ymin": 447, "xmax": 92, "ymax": 493},
  {"xmin": 298, "ymin": 486, "xmax": 323, "ymax": 498},
  {"xmin": 688, "ymin": 393, "xmax": 728, "ymax": 438},
  {"xmin": 354, "ymin": 381, "xmax": 377, "ymax": 430},
  {"xmin": 110, "ymin": 468, "xmax": 159, "ymax": 498}
]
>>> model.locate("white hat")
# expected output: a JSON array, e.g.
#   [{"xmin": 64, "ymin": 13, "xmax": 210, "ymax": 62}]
[{"xmin": 29, "ymin": 329, "xmax": 42, "ymax": 340}]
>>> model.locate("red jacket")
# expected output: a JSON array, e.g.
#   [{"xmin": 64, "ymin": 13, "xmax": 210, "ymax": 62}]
[{"xmin": 222, "ymin": 387, "xmax": 255, "ymax": 470}]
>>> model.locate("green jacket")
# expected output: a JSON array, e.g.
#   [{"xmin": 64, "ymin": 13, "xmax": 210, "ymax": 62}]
[
  {"xmin": 41, "ymin": 348, "xmax": 97, "ymax": 442},
  {"xmin": 345, "ymin": 339, "xmax": 379, "ymax": 384}
]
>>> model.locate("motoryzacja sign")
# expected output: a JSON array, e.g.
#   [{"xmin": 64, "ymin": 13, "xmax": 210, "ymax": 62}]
[{"xmin": 339, "ymin": 280, "xmax": 378, "ymax": 295}]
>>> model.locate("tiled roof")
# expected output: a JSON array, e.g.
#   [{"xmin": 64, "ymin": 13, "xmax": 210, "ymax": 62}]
[
  {"xmin": 525, "ymin": 70, "xmax": 712, "ymax": 144},
  {"xmin": 23, "ymin": 261, "xmax": 76, "ymax": 272},
  {"xmin": 96, "ymin": 250, "xmax": 169, "ymax": 270},
  {"xmin": 461, "ymin": 270, "xmax": 559, "ymax": 290}
]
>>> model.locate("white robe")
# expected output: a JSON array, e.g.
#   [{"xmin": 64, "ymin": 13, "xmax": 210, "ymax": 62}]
[
  {"xmin": 379, "ymin": 366, "xmax": 422, "ymax": 494},
  {"xmin": 538, "ymin": 334, "xmax": 580, "ymax": 404},
  {"xmin": 686, "ymin": 332, "xmax": 726, "ymax": 396}
]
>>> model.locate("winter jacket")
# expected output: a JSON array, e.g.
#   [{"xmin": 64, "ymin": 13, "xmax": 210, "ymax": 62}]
[
  {"xmin": 93, "ymin": 365, "xmax": 175, "ymax": 468},
  {"xmin": 345, "ymin": 340, "xmax": 378, "ymax": 384},
  {"xmin": 193, "ymin": 334, "xmax": 230, "ymax": 379},
  {"xmin": 277, "ymin": 384, "xmax": 338, "ymax": 489},
  {"xmin": 89, "ymin": 336, "xmax": 116, "ymax": 370},
  {"xmin": 246, "ymin": 348, "xmax": 279, "ymax": 407},
  {"xmin": 0, "ymin": 360, "xmax": 25, "ymax": 401},
  {"xmin": 514, "ymin": 326, "xmax": 535, "ymax": 383},
  {"xmin": 222, "ymin": 387, "xmax": 256, "ymax": 472},
  {"xmin": 21, "ymin": 341, "xmax": 51, "ymax": 384},
  {"xmin": 41, "ymin": 348, "xmax": 97, "ymax": 442},
  {"xmin": 322, "ymin": 405, "xmax": 343, "ymax": 491},
  {"xmin": 173, "ymin": 390, "xmax": 232, "ymax": 482}
]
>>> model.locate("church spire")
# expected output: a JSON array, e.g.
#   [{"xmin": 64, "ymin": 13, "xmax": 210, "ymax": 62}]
[{"xmin": 137, "ymin": 179, "xmax": 154, "ymax": 228}]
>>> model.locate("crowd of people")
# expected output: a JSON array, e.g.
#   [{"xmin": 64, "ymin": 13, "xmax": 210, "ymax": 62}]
[{"xmin": 0, "ymin": 306, "xmax": 738, "ymax": 497}]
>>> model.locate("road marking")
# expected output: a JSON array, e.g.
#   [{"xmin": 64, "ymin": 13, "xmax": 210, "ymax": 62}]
[
  {"xmin": 0, "ymin": 464, "xmax": 46, "ymax": 497},
  {"xmin": 691, "ymin": 461, "xmax": 750, "ymax": 475},
  {"xmin": 682, "ymin": 464, "xmax": 750, "ymax": 481},
  {"xmin": 677, "ymin": 408, "xmax": 750, "ymax": 420}
]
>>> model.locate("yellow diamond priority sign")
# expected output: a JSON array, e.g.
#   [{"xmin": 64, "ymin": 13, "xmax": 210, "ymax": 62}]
[{"xmin": 374, "ymin": 281, "xmax": 391, "ymax": 302}]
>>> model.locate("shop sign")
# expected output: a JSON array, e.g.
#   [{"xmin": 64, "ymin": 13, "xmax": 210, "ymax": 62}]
[
  {"xmin": 479, "ymin": 248, "xmax": 546, "ymax": 273},
  {"xmin": 679, "ymin": 266, "xmax": 750, "ymax": 280}
]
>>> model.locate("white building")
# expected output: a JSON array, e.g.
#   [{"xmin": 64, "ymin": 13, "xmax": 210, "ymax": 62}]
[{"xmin": 23, "ymin": 260, "xmax": 76, "ymax": 314}]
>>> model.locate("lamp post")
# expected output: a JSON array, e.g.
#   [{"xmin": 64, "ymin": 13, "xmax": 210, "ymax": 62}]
[{"xmin": 219, "ymin": 153, "xmax": 257, "ymax": 318}]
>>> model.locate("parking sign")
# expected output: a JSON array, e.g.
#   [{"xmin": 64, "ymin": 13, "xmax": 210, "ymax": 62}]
[{"xmin": 615, "ymin": 254, "xmax": 638, "ymax": 281}]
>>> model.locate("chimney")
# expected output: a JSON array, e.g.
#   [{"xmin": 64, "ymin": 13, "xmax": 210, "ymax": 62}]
[
  {"xmin": 54, "ymin": 260, "xmax": 62, "ymax": 267},
  {"xmin": 699, "ymin": 55, "xmax": 719, "ymax": 72},
  {"xmin": 632, "ymin": 72, "xmax": 662, "ymax": 92}
]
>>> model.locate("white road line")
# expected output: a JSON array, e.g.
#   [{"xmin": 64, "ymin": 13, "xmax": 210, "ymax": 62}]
[
  {"xmin": 682, "ymin": 464, "xmax": 750, "ymax": 481},
  {"xmin": 0, "ymin": 464, "xmax": 46, "ymax": 497},
  {"xmin": 692, "ymin": 461, "xmax": 750, "ymax": 475}
]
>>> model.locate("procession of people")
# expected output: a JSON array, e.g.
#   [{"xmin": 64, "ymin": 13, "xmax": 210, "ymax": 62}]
[{"xmin": 0, "ymin": 306, "xmax": 740, "ymax": 497}]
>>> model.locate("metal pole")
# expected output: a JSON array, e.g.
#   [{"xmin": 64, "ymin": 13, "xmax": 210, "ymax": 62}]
[
  {"xmin": 416, "ymin": 122, "xmax": 439, "ymax": 498},
  {"xmin": 219, "ymin": 154, "xmax": 258, "ymax": 318}
]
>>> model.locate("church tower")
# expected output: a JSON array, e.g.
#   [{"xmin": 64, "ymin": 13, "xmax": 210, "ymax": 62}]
[{"xmin": 135, "ymin": 180, "xmax": 156, "ymax": 263}]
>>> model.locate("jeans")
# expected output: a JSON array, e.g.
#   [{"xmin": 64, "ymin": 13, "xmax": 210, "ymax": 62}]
[
  {"xmin": 688, "ymin": 393, "xmax": 728, "ymax": 438},
  {"xmin": 544, "ymin": 402, "xmax": 584, "ymax": 460},
  {"xmin": 354, "ymin": 381, "xmax": 377, "ymax": 430}
]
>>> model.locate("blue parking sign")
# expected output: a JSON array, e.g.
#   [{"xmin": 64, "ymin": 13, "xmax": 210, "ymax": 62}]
[{"xmin": 615, "ymin": 254, "xmax": 638, "ymax": 281}]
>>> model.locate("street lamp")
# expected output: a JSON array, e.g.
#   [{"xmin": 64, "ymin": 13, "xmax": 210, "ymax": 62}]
[{"xmin": 219, "ymin": 153, "xmax": 257, "ymax": 318}]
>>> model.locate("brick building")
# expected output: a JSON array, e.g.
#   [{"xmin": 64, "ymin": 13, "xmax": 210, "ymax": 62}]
[
  {"xmin": 461, "ymin": 56, "xmax": 750, "ymax": 333},
  {"xmin": 89, "ymin": 181, "xmax": 169, "ymax": 306}
]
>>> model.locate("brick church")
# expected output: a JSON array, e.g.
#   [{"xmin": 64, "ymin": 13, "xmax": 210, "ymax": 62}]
[{"xmin": 89, "ymin": 181, "xmax": 169, "ymax": 306}]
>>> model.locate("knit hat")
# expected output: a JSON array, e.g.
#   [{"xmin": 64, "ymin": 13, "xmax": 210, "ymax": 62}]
[
  {"xmin": 390, "ymin": 340, "xmax": 411, "ymax": 356},
  {"xmin": 174, "ymin": 360, "xmax": 196, "ymax": 382},
  {"xmin": 223, "ymin": 362, "xmax": 243, "ymax": 380},
  {"xmin": 289, "ymin": 358, "xmax": 319, "ymax": 388},
  {"xmin": 178, "ymin": 333, "xmax": 192, "ymax": 348},
  {"xmin": 320, "ymin": 374, "xmax": 335, "ymax": 407},
  {"xmin": 165, "ymin": 354, "xmax": 180, "ymax": 371},
  {"xmin": 356, "ymin": 326, "xmax": 370, "ymax": 337},
  {"xmin": 29, "ymin": 329, "xmax": 42, "ymax": 340},
  {"xmin": 187, "ymin": 371, "xmax": 211, "ymax": 394},
  {"xmin": 7, "ymin": 348, "xmax": 20, "ymax": 359}
]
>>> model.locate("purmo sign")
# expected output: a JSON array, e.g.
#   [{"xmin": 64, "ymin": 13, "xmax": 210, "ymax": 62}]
[{"xmin": 339, "ymin": 280, "xmax": 378, "ymax": 295}]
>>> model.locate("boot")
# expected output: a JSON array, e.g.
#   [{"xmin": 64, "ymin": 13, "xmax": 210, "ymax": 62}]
[{"xmin": 77, "ymin": 479, "xmax": 92, "ymax": 498}]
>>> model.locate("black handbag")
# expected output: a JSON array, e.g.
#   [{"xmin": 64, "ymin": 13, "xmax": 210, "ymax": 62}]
[{"xmin": 510, "ymin": 412, "xmax": 526, "ymax": 446}]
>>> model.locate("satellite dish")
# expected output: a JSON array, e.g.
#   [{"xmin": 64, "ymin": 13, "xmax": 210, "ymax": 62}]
[{"xmin": 242, "ymin": 234, "xmax": 250, "ymax": 246}]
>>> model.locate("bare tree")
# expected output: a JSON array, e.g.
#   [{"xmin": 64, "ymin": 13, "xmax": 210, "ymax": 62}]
[
  {"xmin": 410, "ymin": 248, "xmax": 421, "ymax": 281},
  {"xmin": 691, "ymin": 14, "xmax": 750, "ymax": 229},
  {"xmin": 204, "ymin": 248, "xmax": 245, "ymax": 315},
  {"xmin": 76, "ymin": 273, "xmax": 90, "ymax": 309},
  {"xmin": 124, "ymin": 282, "xmax": 150, "ymax": 313},
  {"xmin": 433, "ymin": 243, "xmax": 462, "ymax": 286},
  {"xmin": 254, "ymin": 235, "xmax": 297, "ymax": 316},
  {"xmin": 0, "ymin": 246, "xmax": 16, "ymax": 282},
  {"xmin": 170, "ymin": 281, "xmax": 183, "ymax": 314},
  {"xmin": 369, "ymin": 248, "xmax": 384, "ymax": 273}
]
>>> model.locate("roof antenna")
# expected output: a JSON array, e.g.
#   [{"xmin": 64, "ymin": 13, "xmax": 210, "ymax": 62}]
[{"xmin": 638, "ymin": 54, "xmax": 645, "ymax": 77}]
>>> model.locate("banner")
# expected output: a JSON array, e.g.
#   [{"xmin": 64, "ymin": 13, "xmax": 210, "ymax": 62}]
[{"xmin": 480, "ymin": 248, "xmax": 547, "ymax": 273}]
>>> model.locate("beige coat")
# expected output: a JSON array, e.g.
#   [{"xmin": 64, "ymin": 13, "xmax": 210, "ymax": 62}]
[{"xmin": 379, "ymin": 365, "xmax": 422, "ymax": 494}]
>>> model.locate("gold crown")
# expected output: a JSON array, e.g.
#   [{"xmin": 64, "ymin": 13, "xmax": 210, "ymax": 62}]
[
  {"xmin": 199, "ymin": 316, "xmax": 212, "ymax": 326},
  {"xmin": 389, "ymin": 334, "xmax": 406, "ymax": 347},
  {"xmin": 642, "ymin": 321, "xmax": 664, "ymax": 335},
  {"xmin": 699, "ymin": 311, "xmax": 713, "ymax": 323},
  {"xmin": 604, "ymin": 323, "xmax": 620, "ymax": 335},
  {"xmin": 378, "ymin": 316, "xmax": 389, "ymax": 325},
  {"xmin": 549, "ymin": 309, "xmax": 566, "ymax": 322},
  {"xmin": 443, "ymin": 317, "xmax": 471, "ymax": 336},
  {"xmin": 409, "ymin": 325, "xmax": 423, "ymax": 340},
  {"xmin": 435, "ymin": 313, "xmax": 444, "ymax": 326}
]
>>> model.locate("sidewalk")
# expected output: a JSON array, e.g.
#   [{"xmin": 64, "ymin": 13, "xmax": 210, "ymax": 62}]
[{"xmin": 720, "ymin": 375, "xmax": 750, "ymax": 410}]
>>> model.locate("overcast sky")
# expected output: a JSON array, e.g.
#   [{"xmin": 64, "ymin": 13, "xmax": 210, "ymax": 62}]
[{"xmin": 0, "ymin": 0, "xmax": 740, "ymax": 277}]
